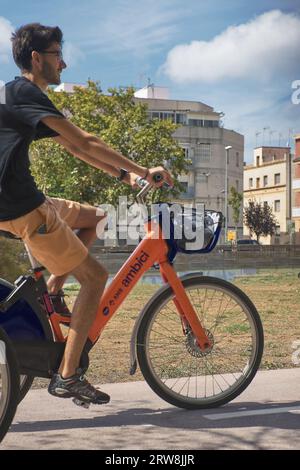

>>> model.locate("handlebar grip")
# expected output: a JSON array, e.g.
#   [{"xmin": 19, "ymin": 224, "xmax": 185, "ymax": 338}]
[{"xmin": 135, "ymin": 173, "xmax": 170, "ymax": 189}]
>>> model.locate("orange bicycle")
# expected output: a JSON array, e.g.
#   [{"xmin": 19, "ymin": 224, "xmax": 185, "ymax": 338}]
[{"xmin": 0, "ymin": 175, "xmax": 263, "ymax": 442}]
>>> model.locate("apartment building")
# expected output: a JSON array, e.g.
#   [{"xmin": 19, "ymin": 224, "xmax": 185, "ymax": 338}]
[
  {"xmin": 292, "ymin": 134, "xmax": 300, "ymax": 238},
  {"xmin": 133, "ymin": 86, "xmax": 244, "ymax": 239},
  {"xmin": 243, "ymin": 146, "xmax": 292, "ymax": 244}
]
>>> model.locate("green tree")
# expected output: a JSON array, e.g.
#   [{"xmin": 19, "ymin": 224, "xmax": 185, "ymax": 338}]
[
  {"xmin": 244, "ymin": 200, "xmax": 277, "ymax": 242},
  {"xmin": 30, "ymin": 82, "xmax": 188, "ymax": 205},
  {"xmin": 0, "ymin": 239, "xmax": 30, "ymax": 282},
  {"xmin": 228, "ymin": 186, "xmax": 243, "ymax": 232}
]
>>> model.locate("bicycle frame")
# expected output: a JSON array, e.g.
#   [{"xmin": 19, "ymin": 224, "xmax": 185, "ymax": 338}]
[{"xmin": 50, "ymin": 217, "xmax": 212, "ymax": 351}]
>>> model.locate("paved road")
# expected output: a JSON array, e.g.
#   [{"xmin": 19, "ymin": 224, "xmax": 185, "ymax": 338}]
[{"xmin": 2, "ymin": 368, "xmax": 300, "ymax": 450}]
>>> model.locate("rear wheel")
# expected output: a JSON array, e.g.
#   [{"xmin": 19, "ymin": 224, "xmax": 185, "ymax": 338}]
[
  {"xmin": 19, "ymin": 375, "xmax": 34, "ymax": 403},
  {"xmin": 137, "ymin": 276, "xmax": 264, "ymax": 409},
  {"xmin": 0, "ymin": 327, "xmax": 20, "ymax": 443}
]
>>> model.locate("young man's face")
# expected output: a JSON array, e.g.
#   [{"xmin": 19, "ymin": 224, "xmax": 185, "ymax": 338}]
[{"xmin": 37, "ymin": 42, "xmax": 67, "ymax": 85}]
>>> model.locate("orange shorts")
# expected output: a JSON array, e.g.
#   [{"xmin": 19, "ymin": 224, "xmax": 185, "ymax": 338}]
[{"xmin": 0, "ymin": 197, "xmax": 88, "ymax": 276}]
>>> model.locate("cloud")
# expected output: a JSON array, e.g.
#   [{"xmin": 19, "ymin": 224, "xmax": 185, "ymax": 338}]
[
  {"xmin": 80, "ymin": 0, "xmax": 184, "ymax": 57},
  {"xmin": 0, "ymin": 17, "xmax": 14, "ymax": 64},
  {"xmin": 162, "ymin": 10, "xmax": 300, "ymax": 83}
]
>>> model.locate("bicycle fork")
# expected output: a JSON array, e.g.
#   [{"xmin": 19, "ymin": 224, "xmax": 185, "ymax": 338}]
[{"xmin": 159, "ymin": 261, "xmax": 212, "ymax": 351}]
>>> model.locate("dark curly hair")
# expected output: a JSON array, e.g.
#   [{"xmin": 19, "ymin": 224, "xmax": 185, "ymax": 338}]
[{"xmin": 11, "ymin": 23, "xmax": 63, "ymax": 71}]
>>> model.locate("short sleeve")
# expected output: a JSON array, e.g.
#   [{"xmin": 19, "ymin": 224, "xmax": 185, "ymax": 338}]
[{"xmin": 10, "ymin": 81, "xmax": 64, "ymax": 138}]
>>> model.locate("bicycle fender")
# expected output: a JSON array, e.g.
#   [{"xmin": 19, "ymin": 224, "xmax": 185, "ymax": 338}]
[
  {"xmin": 0, "ymin": 278, "xmax": 53, "ymax": 341},
  {"xmin": 129, "ymin": 271, "xmax": 204, "ymax": 375}
]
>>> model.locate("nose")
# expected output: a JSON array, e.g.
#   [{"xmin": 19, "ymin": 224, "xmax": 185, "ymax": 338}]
[{"xmin": 60, "ymin": 58, "xmax": 67, "ymax": 69}]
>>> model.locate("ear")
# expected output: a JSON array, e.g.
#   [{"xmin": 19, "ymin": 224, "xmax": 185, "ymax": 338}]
[{"xmin": 31, "ymin": 50, "xmax": 42, "ymax": 69}]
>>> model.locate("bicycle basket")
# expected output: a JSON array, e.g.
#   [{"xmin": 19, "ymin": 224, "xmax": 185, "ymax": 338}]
[{"xmin": 170, "ymin": 207, "xmax": 223, "ymax": 254}]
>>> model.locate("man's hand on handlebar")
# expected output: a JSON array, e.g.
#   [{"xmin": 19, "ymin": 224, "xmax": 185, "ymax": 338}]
[{"xmin": 145, "ymin": 166, "xmax": 173, "ymax": 188}]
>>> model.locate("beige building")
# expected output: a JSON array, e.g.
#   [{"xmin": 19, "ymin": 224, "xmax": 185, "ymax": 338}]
[
  {"xmin": 243, "ymin": 146, "xmax": 292, "ymax": 244},
  {"xmin": 134, "ymin": 86, "xmax": 245, "ymax": 240},
  {"xmin": 292, "ymin": 134, "xmax": 300, "ymax": 237}
]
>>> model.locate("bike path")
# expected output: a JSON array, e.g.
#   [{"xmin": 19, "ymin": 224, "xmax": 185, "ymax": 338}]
[{"xmin": 2, "ymin": 368, "xmax": 300, "ymax": 450}]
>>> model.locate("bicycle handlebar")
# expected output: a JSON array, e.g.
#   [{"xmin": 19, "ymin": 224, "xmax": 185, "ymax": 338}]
[{"xmin": 135, "ymin": 173, "xmax": 170, "ymax": 204}]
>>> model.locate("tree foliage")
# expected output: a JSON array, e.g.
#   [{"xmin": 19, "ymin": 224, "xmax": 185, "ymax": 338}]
[
  {"xmin": 30, "ymin": 82, "xmax": 188, "ymax": 205},
  {"xmin": 228, "ymin": 186, "xmax": 243, "ymax": 230},
  {"xmin": 244, "ymin": 200, "xmax": 277, "ymax": 242},
  {"xmin": 0, "ymin": 239, "xmax": 30, "ymax": 282}
]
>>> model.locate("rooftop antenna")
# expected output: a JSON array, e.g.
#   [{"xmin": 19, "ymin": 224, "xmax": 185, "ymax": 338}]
[
  {"xmin": 262, "ymin": 126, "xmax": 270, "ymax": 146},
  {"xmin": 287, "ymin": 128, "xmax": 294, "ymax": 147},
  {"xmin": 269, "ymin": 130, "xmax": 276, "ymax": 146}
]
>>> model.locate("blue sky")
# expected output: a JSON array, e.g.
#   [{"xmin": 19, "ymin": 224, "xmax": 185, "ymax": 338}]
[{"xmin": 1, "ymin": 0, "xmax": 300, "ymax": 162}]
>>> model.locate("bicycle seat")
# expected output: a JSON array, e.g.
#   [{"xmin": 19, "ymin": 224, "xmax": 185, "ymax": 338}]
[{"xmin": 0, "ymin": 229, "xmax": 21, "ymax": 240}]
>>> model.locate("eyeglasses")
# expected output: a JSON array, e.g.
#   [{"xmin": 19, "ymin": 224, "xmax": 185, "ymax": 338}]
[{"xmin": 38, "ymin": 50, "xmax": 64, "ymax": 60}]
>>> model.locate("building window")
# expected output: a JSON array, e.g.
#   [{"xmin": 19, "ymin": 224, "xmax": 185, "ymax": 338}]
[
  {"xmin": 180, "ymin": 146, "xmax": 189, "ymax": 159},
  {"xmin": 256, "ymin": 177, "xmax": 260, "ymax": 188},
  {"xmin": 175, "ymin": 113, "xmax": 187, "ymax": 125},
  {"xmin": 188, "ymin": 119, "xmax": 203, "ymax": 127},
  {"xmin": 249, "ymin": 178, "xmax": 253, "ymax": 188},
  {"xmin": 264, "ymin": 201, "xmax": 268, "ymax": 207},
  {"xmin": 180, "ymin": 182, "xmax": 188, "ymax": 193},
  {"xmin": 275, "ymin": 225, "xmax": 280, "ymax": 236},
  {"xmin": 236, "ymin": 180, "xmax": 239, "ymax": 191},
  {"xmin": 236, "ymin": 152, "xmax": 239, "ymax": 167},
  {"xmin": 256, "ymin": 156, "xmax": 260, "ymax": 166},
  {"xmin": 274, "ymin": 200, "xmax": 280, "ymax": 212},
  {"xmin": 263, "ymin": 175, "xmax": 268, "ymax": 187},
  {"xmin": 195, "ymin": 143, "xmax": 211, "ymax": 162},
  {"xmin": 196, "ymin": 173, "xmax": 208, "ymax": 183},
  {"xmin": 274, "ymin": 173, "xmax": 280, "ymax": 185}
]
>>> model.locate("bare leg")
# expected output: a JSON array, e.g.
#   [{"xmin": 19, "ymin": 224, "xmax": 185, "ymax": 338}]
[
  {"xmin": 47, "ymin": 207, "xmax": 106, "ymax": 294},
  {"xmin": 58, "ymin": 253, "xmax": 108, "ymax": 378}
]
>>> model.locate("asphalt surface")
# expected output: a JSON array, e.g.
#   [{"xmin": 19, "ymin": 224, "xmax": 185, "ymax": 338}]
[{"xmin": 1, "ymin": 368, "xmax": 300, "ymax": 450}]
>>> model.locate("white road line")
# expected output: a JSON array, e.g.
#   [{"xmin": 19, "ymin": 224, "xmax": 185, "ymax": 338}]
[{"xmin": 204, "ymin": 405, "xmax": 300, "ymax": 420}]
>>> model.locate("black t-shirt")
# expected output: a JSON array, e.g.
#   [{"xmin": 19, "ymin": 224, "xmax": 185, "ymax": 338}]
[{"xmin": 0, "ymin": 76, "xmax": 64, "ymax": 221}]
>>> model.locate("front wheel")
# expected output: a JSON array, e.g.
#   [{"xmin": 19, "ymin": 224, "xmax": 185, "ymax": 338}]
[
  {"xmin": 137, "ymin": 276, "xmax": 264, "ymax": 409},
  {"xmin": 0, "ymin": 327, "xmax": 20, "ymax": 443}
]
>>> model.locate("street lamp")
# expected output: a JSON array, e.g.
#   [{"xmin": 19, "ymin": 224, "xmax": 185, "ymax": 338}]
[{"xmin": 225, "ymin": 146, "xmax": 232, "ymax": 242}]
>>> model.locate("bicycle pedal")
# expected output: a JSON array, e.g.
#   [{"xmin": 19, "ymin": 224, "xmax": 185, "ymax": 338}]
[{"xmin": 72, "ymin": 397, "xmax": 90, "ymax": 409}]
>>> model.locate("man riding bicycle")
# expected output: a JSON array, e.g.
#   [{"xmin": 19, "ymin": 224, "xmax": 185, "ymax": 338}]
[{"xmin": 0, "ymin": 23, "xmax": 173, "ymax": 404}]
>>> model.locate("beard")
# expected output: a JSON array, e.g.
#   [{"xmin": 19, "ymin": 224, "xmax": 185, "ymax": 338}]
[{"xmin": 41, "ymin": 61, "xmax": 61, "ymax": 85}]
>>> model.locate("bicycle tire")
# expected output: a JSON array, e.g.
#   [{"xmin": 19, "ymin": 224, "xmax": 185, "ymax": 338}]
[
  {"xmin": 0, "ymin": 326, "xmax": 20, "ymax": 443},
  {"xmin": 19, "ymin": 375, "xmax": 34, "ymax": 403},
  {"xmin": 137, "ymin": 275, "xmax": 264, "ymax": 409}
]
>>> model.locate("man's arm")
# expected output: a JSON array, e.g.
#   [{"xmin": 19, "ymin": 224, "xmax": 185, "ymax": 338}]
[
  {"xmin": 53, "ymin": 135, "xmax": 122, "ymax": 178},
  {"xmin": 42, "ymin": 116, "xmax": 173, "ymax": 186},
  {"xmin": 44, "ymin": 116, "xmax": 147, "ymax": 176}
]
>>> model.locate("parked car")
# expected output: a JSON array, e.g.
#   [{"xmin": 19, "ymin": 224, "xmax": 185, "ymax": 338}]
[{"xmin": 237, "ymin": 239, "xmax": 260, "ymax": 245}]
